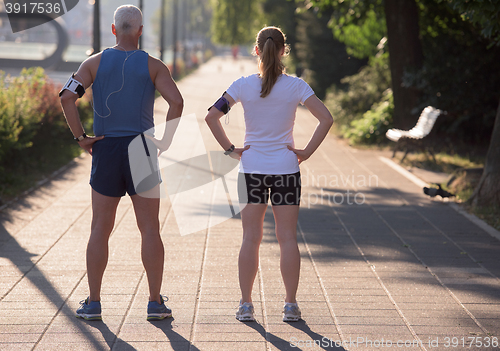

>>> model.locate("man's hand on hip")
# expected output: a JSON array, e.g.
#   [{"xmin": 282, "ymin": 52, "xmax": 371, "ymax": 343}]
[{"xmin": 78, "ymin": 135, "xmax": 105, "ymax": 155}]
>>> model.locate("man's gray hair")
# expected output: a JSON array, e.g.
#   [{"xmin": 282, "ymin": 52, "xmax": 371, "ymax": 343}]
[{"xmin": 114, "ymin": 5, "xmax": 142, "ymax": 35}]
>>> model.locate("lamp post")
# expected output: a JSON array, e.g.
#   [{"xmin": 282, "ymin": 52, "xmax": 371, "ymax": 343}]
[
  {"xmin": 182, "ymin": 0, "xmax": 188, "ymax": 68},
  {"xmin": 172, "ymin": 0, "xmax": 178, "ymax": 79},
  {"xmin": 138, "ymin": 0, "xmax": 143, "ymax": 49},
  {"xmin": 160, "ymin": 0, "xmax": 165, "ymax": 61},
  {"xmin": 93, "ymin": 0, "xmax": 100, "ymax": 54}
]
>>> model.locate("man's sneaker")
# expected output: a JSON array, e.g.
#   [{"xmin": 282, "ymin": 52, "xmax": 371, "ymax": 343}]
[
  {"xmin": 147, "ymin": 295, "xmax": 172, "ymax": 321},
  {"xmin": 236, "ymin": 302, "xmax": 255, "ymax": 322},
  {"xmin": 76, "ymin": 297, "xmax": 102, "ymax": 321},
  {"xmin": 283, "ymin": 302, "xmax": 301, "ymax": 322}
]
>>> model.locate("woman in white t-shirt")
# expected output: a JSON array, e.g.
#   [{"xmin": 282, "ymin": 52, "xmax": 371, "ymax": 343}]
[{"xmin": 205, "ymin": 26, "xmax": 333, "ymax": 322}]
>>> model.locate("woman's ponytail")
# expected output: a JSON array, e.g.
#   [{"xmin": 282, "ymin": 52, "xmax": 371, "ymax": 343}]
[{"xmin": 256, "ymin": 27, "xmax": 288, "ymax": 98}]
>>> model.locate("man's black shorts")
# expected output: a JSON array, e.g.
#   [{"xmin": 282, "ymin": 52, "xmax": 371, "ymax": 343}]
[
  {"xmin": 90, "ymin": 135, "xmax": 160, "ymax": 197},
  {"xmin": 238, "ymin": 172, "xmax": 301, "ymax": 206}
]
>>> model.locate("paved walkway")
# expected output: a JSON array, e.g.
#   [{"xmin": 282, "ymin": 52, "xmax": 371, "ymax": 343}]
[{"xmin": 0, "ymin": 56, "xmax": 499, "ymax": 351}]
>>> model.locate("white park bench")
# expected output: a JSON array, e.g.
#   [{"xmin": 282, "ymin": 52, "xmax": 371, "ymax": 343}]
[{"xmin": 386, "ymin": 106, "xmax": 443, "ymax": 162}]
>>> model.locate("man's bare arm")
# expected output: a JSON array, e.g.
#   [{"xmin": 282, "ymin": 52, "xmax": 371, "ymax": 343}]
[
  {"xmin": 152, "ymin": 58, "xmax": 184, "ymax": 121},
  {"xmin": 149, "ymin": 57, "xmax": 184, "ymax": 154},
  {"xmin": 60, "ymin": 55, "xmax": 103, "ymax": 155}
]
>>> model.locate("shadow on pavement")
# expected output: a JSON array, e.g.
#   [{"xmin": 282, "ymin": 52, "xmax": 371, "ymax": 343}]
[
  {"xmin": 286, "ymin": 320, "xmax": 347, "ymax": 350},
  {"xmin": 256, "ymin": 184, "xmax": 500, "ymax": 335},
  {"xmin": 81, "ymin": 319, "xmax": 137, "ymax": 351},
  {"xmin": 149, "ymin": 318, "xmax": 200, "ymax": 351},
  {"xmin": 241, "ymin": 321, "xmax": 292, "ymax": 351},
  {"xmin": 0, "ymin": 222, "xmax": 136, "ymax": 350},
  {"xmin": 302, "ymin": 186, "xmax": 500, "ymax": 299},
  {"xmin": 242, "ymin": 320, "xmax": 346, "ymax": 351}
]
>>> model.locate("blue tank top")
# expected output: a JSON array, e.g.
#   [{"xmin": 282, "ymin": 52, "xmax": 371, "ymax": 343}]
[{"xmin": 92, "ymin": 48, "xmax": 155, "ymax": 137}]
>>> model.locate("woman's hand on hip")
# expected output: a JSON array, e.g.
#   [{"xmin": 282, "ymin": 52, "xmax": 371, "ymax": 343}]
[
  {"xmin": 287, "ymin": 146, "xmax": 310, "ymax": 164},
  {"xmin": 145, "ymin": 135, "xmax": 171, "ymax": 156},
  {"xmin": 230, "ymin": 145, "xmax": 250, "ymax": 160}
]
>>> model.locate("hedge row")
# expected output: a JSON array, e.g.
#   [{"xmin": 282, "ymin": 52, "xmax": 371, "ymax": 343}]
[
  {"xmin": 0, "ymin": 67, "xmax": 92, "ymax": 168},
  {"xmin": 0, "ymin": 67, "xmax": 93, "ymax": 201}
]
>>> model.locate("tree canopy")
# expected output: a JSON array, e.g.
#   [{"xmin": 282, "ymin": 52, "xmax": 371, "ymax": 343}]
[
  {"xmin": 210, "ymin": 0, "xmax": 262, "ymax": 45},
  {"xmin": 446, "ymin": 0, "xmax": 500, "ymax": 44},
  {"xmin": 311, "ymin": 0, "xmax": 385, "ymax": 59}
]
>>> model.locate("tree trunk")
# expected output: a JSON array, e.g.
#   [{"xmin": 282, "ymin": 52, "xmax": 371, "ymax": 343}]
[
  {"xmin": 384, "ymin": 0, "xmax": 423, "ymax": 129},
  {"xmin": 470, "ymin": 99, "xmax": 500, "ymax": 207}
]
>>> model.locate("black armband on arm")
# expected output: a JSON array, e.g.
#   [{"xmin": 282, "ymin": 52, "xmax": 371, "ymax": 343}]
[
  {"xmin": 59, "ymin": 73, "xmax": 85, "ymax": 98},
  {"xmin": 208, "ymin": 92, "xmax": 231, "ymax": 114}
]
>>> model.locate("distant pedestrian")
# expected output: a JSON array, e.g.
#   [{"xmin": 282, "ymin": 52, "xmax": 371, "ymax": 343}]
[
  {"xmin": 60, "ymin": 5, "xmax": 183, "ymax": 321},
  {"xmin": 232, "ymin": 45, "xmax": 239, "ymax": 60},
  {"xmin": 205, "ymin": 26, "xmax": 333, "ymax": 322}
]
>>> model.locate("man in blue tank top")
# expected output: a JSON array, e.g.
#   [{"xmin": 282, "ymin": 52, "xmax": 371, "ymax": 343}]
[{"xmin": 60, "ymin": 5, "xmax": 183, "ymax": 321}]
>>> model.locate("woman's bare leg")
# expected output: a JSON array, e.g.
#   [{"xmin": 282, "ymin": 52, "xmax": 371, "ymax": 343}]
[
  {"xmin": 239, "ymin": 204, "xmax": 267, "ymax": 303},
  {"xmin": 272, "ymin": 205, "xmax": 300, "ymax": 303}
]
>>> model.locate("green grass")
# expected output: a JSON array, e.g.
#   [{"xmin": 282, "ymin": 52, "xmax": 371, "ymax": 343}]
[
  {"xmin": 394, "ymin": 152, "xmax": 482, "ymax": 201},
  {"xmin": 468, "ymin": 204, "xmax": 500, "ymax": 231},
  {"xmin": 394, "ymin": 151, "xmax": 500, "ymax": 231},
  {"xmin": 396, "ymin": 152, "xmax": 484, "ymax": 174}
]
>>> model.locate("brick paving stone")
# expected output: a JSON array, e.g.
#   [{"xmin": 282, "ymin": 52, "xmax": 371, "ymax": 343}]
[
  {"xmin": 403, "ymin": 317, "xmax": 480, "ymax": 328},
  {"xmin": 114, "ymin": 341, "xmax": 192, "ymax": 351},
  {"xmin": 192, "ymin": 341, "xmax": 266, "ymax": 351},
  {"xmin": 412, "ymin": 325, "xmax": 486, "ymax": 336},
  {"xmin": 336, "ymin": 316, "xmax": 406, "ymax": 326},
  {"xmin": 402, "ymin": 309, "xmax": 472, "ymax": 321},
  {"xmin": 34, "ymin": 341, "xmax": 114, "ymax": 351},
  {"xmin": 0, "ymin": 344, "xmax": 37, "ymax": 351},
  {"xmin": 194, "ymin": 332, "xmax": 265, "ymax": 342},
  {"xmin": 0, "ymin": 316, "xmax": 53, "ymax": 325},
  {"xmin": 472, "ymin": 318, "xmax": 500, "ymax": 332},
  {"xmin": 0, "ymin": 333, "xmax": 44, "ymax": 342}
]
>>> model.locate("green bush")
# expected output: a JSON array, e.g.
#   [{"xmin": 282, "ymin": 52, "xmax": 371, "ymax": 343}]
[
  {"xmin": 295, "ymin": 8, "xmax": 367, "ymax": 99},
  {"xmin": 0, "ymin": 67, "xmax": 93, "ymax": 201},
  {"xmin": 343, "ymin": 89, "xmax": 393, "ymax": 144},
  {"xmin": 325, "ymin": 51, "xmax": 391, "ymax": 126},
  {"xmin": 0, "ymin": 68, "xmax": 93, "ymax": 163},
  {"xmin": 0, "ymin": 68, "xmax": 45, "ymax": 161},
  {"xmin": 2, "ymin": 68, "xmax": 59, "ymax": 161}
]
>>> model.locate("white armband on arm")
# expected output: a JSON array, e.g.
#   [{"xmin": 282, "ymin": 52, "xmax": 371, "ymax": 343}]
[{"xmin": 59, "ymin": 73, "xmax": 85, "ymax": 98}]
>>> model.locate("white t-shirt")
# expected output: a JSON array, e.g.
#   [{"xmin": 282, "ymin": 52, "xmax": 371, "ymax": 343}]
[{"xmin": 226, "ymin": 74, "xmax": 315, "ymax": 175}]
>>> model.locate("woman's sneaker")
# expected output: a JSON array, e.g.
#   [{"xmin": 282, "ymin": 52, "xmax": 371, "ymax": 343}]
[
  {"xmin": 147, "ymin": 295, "xmax": 172, "ymax": 321},
  {"xmin": 236, "ymin": 302, "xmax": 255, "ymax": 321},
  {"xmin": 76, "ymin": 297, "xmax": 102, "ymax": 321},
  {"xmin": 283, "ymin": 302, "xmax": 301, "ymax": 322}
]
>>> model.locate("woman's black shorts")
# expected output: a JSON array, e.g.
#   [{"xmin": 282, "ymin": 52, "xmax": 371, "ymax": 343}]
[{"xmin": 238, "ymin": 172, "xmax": 301, "ymax": 206}]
